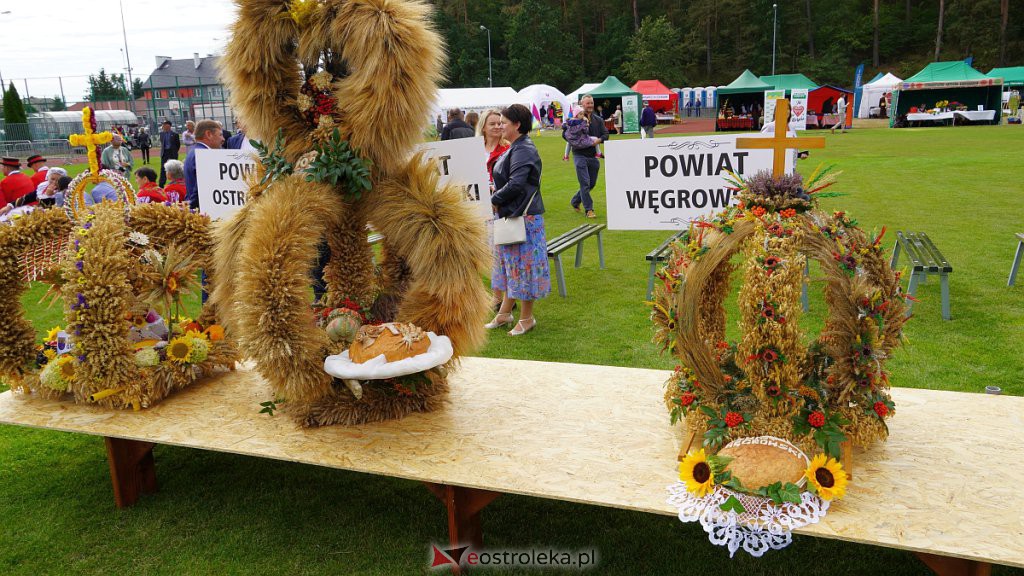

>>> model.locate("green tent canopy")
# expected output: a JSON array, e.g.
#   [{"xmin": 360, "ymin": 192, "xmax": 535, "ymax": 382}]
[
  {"xmin": 588, "ymin": 76, "xmax": 639, "ymax": 99},
  {"xmin": 585, "ymin": 76, "xmax": 642, "ymax": 134},
  {"xmin": 892, "ymin": 61, "xmax": 1003, "ymax": 125},
  {"xmin": 718, "ymin": 70, "xmax": 773, "ymax": 95},
  {"xmin": 988, "ymin": 67, "xmax": 1024, "ymax": 88},
  {"xmin": 905, "ymin": 61, "xmax": 989, "ymax": 83},
  {"xmin": 758, "ymin": 73, "xmax": 818, "ymax": 95}
]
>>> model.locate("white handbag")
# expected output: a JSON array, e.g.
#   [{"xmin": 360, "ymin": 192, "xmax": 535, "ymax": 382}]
[{"xmin": 493, "ymin": 190, "xmax": 538, "ymax": 246}]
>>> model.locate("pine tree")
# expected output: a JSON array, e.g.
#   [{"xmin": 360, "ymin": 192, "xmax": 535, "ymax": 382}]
[{"xmin": 3, "ymin": 82, "xmax": 28, "ymax": 125}]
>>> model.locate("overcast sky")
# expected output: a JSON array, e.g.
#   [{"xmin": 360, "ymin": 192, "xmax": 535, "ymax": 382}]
[{"xmin": 1, "ymin": 0, "xmax": 237, "ymax": 103}]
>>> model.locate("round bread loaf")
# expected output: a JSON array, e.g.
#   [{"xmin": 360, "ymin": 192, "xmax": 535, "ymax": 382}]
[
  {"xmin": 717, "ymin": 436, "xmax": 809, "ymax": 491},
  {"xmin": 348, "ymin": 322, "xmax": 430, "ymax": 364}
]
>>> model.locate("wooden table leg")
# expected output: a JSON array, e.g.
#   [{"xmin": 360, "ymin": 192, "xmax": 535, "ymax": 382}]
[
  {"xmin": 424, "ymin": 483, "xmax": 501, "ymax": 573},
  {"xmin": 104, "ymin": 437, "xmax": 157, "ymax": 508},
  {"xmin": 915, "ymin": 552, "xmax": 992, "ymax": 576}
]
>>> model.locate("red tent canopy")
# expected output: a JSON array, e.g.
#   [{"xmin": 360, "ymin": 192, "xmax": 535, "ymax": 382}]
[
  {"xmin": 808, "ymin": 85, "xmax": 852, "ymax": 115},
  {"xmin": 631, "ymin": 80, "xmax": 679, "ymax": 113}
]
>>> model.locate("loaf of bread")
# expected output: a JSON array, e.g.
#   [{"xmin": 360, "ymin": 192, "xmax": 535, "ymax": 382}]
[
  {"xmin": 348, "ymin": 322, "xmax": 430, "ymax": 363},
  {"xmin": 717, "ymin": 436, "xmax": 808, "ymax": 491}
]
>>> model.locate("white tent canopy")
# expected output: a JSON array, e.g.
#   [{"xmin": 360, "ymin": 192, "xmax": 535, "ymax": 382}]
[
  {"xmin": 431, "ymin": 87, "xmax": 519, "ymax": 121},
  {"xmin": 517, "ymin": 84, "xmax": 570, "ymax": 121},
  {"xmin": 858, "ymin": 72, "xmax": 902, "ymax": 118},
  {"xmin": 565, "ymin": 82, "xmax": 600, "ymax": 107}
]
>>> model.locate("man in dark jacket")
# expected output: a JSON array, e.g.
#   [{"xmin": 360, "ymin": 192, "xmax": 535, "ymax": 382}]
[
  {"xmin": 564, "ymin": 94, "xmax": 608, "ymax": 219},
  {"xmin": 640, "ymin": 102, "xmax": 658, "ymax": 138},
  {"xmin": 440, "ymin": 108, "xmax": 475, "ymax": 140},
  {"xmin": 158, "ymin": 120, "xmax": 181, "ymax": 186}
]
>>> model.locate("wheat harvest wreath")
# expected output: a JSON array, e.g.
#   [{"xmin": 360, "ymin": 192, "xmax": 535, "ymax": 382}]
[{"xmin": 652, "ymin": 165, "xmax": 909, "ymax": 556}]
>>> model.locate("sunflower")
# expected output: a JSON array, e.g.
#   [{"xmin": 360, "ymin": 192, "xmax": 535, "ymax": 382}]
[
  {"xmin": 679, "ymin": 449, "xmax": 716, "ymax": 497},
  {"xmin": 57, "ymin": 356, "xmax": 76, "ymax": 382},
  {"xmin": 46, "ymin": 326, "xmax": 63, "ymax": 343},
  {"xmin": 805, "ymin": 453, "xmax": 848, "ymax": 500},
  {"xmin": 166, "ymin": 337, "xmax": 194, "ymax": 364}
]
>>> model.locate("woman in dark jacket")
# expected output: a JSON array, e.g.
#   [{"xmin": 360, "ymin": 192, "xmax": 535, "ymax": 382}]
[{"xmin": 485, "ymin": 103, "xmax": 550, "ymax": 336}]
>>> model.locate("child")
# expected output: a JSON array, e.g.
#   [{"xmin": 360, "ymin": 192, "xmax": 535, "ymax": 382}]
[{"xmin": 562, "ymin": 111, "xmax": 603, "ymax": 160}]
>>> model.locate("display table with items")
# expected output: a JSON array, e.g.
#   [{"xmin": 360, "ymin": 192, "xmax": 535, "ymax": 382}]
[
  {"xmin": 716, "ymin": 117, "xmax": 755, "ymax": 131},
  {"xmin": 0, "ymin": 357, "xmax": 1020, "ymax": 574},
  {"xmin": 808, "ymin": 113, "xmax": 842, "ymax": 128},
  {"xmin": 907, "ymin": 110, "xmax": 996, "ymax": 126}
]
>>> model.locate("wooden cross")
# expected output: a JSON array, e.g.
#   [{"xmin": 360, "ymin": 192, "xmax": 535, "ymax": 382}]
[
  {"xmin": 735, "ymin": 99, "xmax": 825, "ymax": 178},
  {"xmin": 68, "ymin": 107, "xmax": 113, "ymax": 180}
]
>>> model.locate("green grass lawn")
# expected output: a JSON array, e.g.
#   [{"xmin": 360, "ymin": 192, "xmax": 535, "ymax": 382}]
[{"xmin": 1, "ymin": 125, "xmax": 1023, "ymax": 575}]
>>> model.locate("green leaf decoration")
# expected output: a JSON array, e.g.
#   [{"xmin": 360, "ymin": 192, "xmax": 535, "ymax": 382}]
[
  {"xmin": 258, "ymin": 400, "xmax": 277, "ymax": 416},
  {"xmin": 774, "ymin": 482, "xmax": 804, "ymax": 505},
  {"xmin": 719, "ymin": 495, "xmax": 746, "ymax": 514},
  {"xmin": 255, "ymin": 128, "xmax": 295, "ymax": 186},
  {"xmin": 303, "ymin": 128, "xmax": 374, "ymax": 201},
  {"xmin": 707, "ymin": 454, "xmax": 734, "ymax": 475}
]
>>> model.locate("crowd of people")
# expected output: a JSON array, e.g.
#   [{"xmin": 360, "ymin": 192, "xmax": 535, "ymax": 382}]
[
  {"xmin": 433, "ymin": 95, "xmax": 614, "ymax": 337},
  {"xmin": 0, "ymin": 116, "xmax": 248, "ymax": 218}
]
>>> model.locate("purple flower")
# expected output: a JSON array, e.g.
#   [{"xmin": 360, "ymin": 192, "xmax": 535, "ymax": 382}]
[
  {"xmin": 75, "ymin": 261, "xmax": 84, "ymax": 271},
  {"xmin": 77, "ymin": 355, "xmax": 86, "ymax": 362},
  {"xmin": 77, "ymin": 293, "xmax": 86, "ymax": 306}
]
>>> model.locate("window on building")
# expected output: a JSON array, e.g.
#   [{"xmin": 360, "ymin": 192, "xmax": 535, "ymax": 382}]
[
  {"xmin": 168, "ymin": 90, "xmax": 176, "ymax": 98},
  {"xmin": 194, "ymin": 88, "xmax": 202, "ymax": 97}
]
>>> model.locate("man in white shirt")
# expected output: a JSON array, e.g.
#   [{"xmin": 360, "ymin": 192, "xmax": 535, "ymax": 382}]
[{"xmin": 831, "ymin": 96, "xmax": 847, "ymax": 134}]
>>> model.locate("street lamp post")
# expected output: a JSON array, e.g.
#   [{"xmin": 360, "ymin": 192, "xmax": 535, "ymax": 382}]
[
  {"xmin": 480, "ymin": 25, "xmax": 492, "ymax": 88},
  {"xmin": 772, "ymin": 3, "xmax": 778, "ymax": 76},
  {"xmin": 0, "ymin": 11, "xmax": 11, "ymax": 92},
  {"xmin": 119, "ymin": 0, "xmax": 136, "ymax": 113}
]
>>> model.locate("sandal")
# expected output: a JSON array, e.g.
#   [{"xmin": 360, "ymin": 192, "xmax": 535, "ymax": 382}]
[
  {"xmin": 509, "ymin": 317, "xmax": 536, "ymax": 336},
  {"xmin": 485, "ymin": 312, "xmax": 514, "ymax": 329}
]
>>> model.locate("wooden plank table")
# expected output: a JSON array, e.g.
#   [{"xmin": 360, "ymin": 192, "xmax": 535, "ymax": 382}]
[{"xmin": 1, "ymin": 358, "xmax": 1021, "ymax": 575}]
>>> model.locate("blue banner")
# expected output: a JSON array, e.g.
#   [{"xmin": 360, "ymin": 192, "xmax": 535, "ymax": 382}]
[{"xmin": 853, "ymin": 64, "xmax": 865, "ymax": 120}]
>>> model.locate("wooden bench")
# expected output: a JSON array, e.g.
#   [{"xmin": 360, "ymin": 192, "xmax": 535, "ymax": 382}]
[
  {"xmin": 645, "ymin": 230, "xmax": 686, "ymax": 300},
  {"xmin": 890, "ymin": 231, "xmax": 953, "ymax": 320},
  {"xmin": 546, "ymin": 224, "xmax": 606, "ymax": 298},
  {"xmin": 1008, "ymin": 233, "xmax": 1024, "ymax": 286},
  {"xmin": 1, "ymin": 359, "xmax": 1021, "ymax": 575}
]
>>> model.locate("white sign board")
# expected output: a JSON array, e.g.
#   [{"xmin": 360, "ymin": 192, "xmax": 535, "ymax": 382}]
[
  {"xmin": 604, "ymin": 135, "xmax": 793, "ymax": 230},
  {"xmin": 764, "ymin": 90, "xmax": 786, "ymax": 121},
  {"xmin": 195, "ymin": 148, "xmax": 257, "ymax": 220},
  {"xmin": 789, "ymin": 89, "xmax": 809, "ymax": 131},
  {"xmin": 417, "ymin": 137, "xmax": 492, "ymax": 220}
]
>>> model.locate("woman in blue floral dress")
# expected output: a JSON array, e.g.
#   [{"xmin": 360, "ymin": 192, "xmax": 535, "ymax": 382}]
[{"xmin": 486, "ymin": 103, "xmax": 550, "ymax": 336}]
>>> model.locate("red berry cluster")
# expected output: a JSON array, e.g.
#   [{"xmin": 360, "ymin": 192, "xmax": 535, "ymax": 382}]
[
  {"xmin": 724, "ymin": 412, "xmax": 744, "ymax": 428},
  {"xmin": 873, "ymin": 401, "xmax": 889, "ymax": 418},
  {"xmin": 680, "ymin": 392, "xmax": 696, "ymax": 407},
  {"xmin": 807, "ymin": 411, "xmax": 826, "ymax": 428}
]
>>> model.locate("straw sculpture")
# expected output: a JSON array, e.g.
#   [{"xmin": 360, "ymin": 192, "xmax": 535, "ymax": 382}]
[{"xmin": 214, "ymin": 0, "xmax": 490, "ymax": 426}]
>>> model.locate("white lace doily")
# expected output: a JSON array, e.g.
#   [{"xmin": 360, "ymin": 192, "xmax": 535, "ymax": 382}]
[
  {"xmin": 322, "ymin": 332, "xmax": 452, "ymax": 380},
  {"xmin": 667, "ymin": 482, "xmax": 830, "ymax": 557}
]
